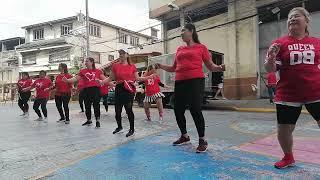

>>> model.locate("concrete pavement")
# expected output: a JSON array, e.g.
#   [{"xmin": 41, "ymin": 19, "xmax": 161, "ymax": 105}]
[{"xmin": 0, "ymin": 102, "xmax": 319, "ymax": 179}]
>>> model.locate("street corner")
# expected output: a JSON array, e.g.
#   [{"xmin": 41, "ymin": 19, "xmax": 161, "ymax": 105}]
[{"xmin": 42, "ymin": 131, "xmax": 320, "ymax": 180}]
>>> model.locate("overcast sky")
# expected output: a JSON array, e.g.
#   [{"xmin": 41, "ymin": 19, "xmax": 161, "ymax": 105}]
[{"xmin": 0, "ymin": 0, "xmax": 160, "ymax": 39}]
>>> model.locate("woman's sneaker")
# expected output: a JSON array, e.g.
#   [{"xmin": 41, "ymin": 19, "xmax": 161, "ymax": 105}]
[
  {"xmin": 113, "ymin": 127, "xmax": 123, "ymax": 134},
  {"xmin": 82, "ymin": 120, "xmax": 92, "ymax": 126},
  {"xmin": 57, "ymin": 118, "xmax": 65, "ymax": 122},
  {"xmin": 126, "ymin": 129, "xmax": 134, "ymax": 137},
  {"xmin": 274, "ymin": 157, "xmax": 295, "ymax": 169},
  {"xmin": 173, "ymin": 136, "xmax": 190, "ymax": 146},
  {"xmin": 96, "ymin": 121, "xmax": 101, "ymax": 128},
  {"xmin": 196, "ymin": 139, "xmax": 208, "ymax": 153}
]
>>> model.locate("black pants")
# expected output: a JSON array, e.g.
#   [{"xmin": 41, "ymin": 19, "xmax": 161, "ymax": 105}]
[
  {"xmin": 55, "ymin": 94, "xmax": 71, "ymax": 120},
  {"xmin": 33, "ymin": 98, "xmax": 48, "ymax": 118},
  {"xmin": 115, "ymin": 84, "xmax": 134, "ymax": 130},
  {"xmin": 18, "ymin": 91, "xmax": 31, "ymax": 113},
  {"xmin": 101, "ymin": 94, "xmax": 109, "ymax": 112},
  {"xmin": 83, "ymin": 87, "xmax": 100, "ymax": 121},
  {"xmin": 267, "ymin": 86, "xmax": 276, "ymax": 103},
  {"xmin": 79, "ymin": 90, "xmax": 85, "ymax": 112},
  {"xmin": 174, "ymin": 78, "xmax": 205, "ymax": 138}
]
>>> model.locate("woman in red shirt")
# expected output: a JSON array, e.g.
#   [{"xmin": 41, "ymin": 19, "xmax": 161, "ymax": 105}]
[
  {"xmin": 23, "ymin": 70, "xmax": 52, "ymax": 121},
  {"xmin": 265, "ymin": 7, "xmax": 320, "ymax": 169},
  {"xmin": 142, "ymin": 65, "xmax": 169, "ymax": 121},
  {"xmin": 101, "ymin": 49, "xmax": 155, "ymax": 137},
  {"xmin": 53, "ymin": 63, "xmax": 73, "ymax": 124},
  {"xmin": 156, "ymin": 23, "xmax": 225, "ymax": 153},
  {"xmin": 17, "ymin": 72, "xmax": 33, "ymax": 116},
  {"xmin": 63, "ymin": 57, "xmax": 109, "ymax": 128}
]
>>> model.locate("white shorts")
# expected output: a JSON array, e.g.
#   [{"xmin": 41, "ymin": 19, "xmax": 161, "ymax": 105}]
[
  {"xmin": 143, "ymin": 92, "xmax": 165, "ymax": 103},
  {"xmin": 218, "ymin": 83, "xmax": 223, "ymax": 89}
]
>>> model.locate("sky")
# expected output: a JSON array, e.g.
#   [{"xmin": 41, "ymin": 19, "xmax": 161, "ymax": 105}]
[{"xmin": 0, "ymin": 0, "xmax": 160, "ymax": 40}]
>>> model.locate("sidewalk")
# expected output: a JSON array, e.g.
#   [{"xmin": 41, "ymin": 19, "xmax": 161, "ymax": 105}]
[{"xmin": 205, "ymin": 99, "xmax": 309, "ymax": 114}]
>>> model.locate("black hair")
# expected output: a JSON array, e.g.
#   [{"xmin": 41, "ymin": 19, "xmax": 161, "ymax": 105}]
[
  {"xmin": 39, "ymin": 70, "xmax": 46, "ymax": 76},
  {"xmin": 21, "ymin": 72, "xmax": 30, "ymax": 79},
  {"xmin": 87, "ymin": 57, "xmax": 96, "ymax": 69},
  {"xmin": 184, "ymin": 23, "xmax": 200, "ymax": 44},
  {"xmin": 59, "ymin": 63, "xmax": 68, "ymax": 73}
]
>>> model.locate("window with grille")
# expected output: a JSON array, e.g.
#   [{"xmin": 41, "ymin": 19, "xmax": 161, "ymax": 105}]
[
  {"xmin": 33, "ymin": 29, "xmax": 44, "ymax": 40},
  {"xmin": 89, "ymin": 24, "xmax": 101, "ymax": 37},
  {"xmin": 61, "ymin": 24, "xmax": 73, "ymax": 35},
  {"xmin": 130, "ymin": 36, "xmax": 139, "ymax": 46},
  {"xmin": 108, "ymin": 55, "xmax": 114, "ymax": 61},
  {"xmin": 119, "ymin": 32, "xmax": 128, "ymax": 44},
  {"xmin": 22, "ymin": 53, "xmax": 36, "ymax": 65},
  {"xmin": 89, "ymin": 51, "xmax": 101, "ymax": 63}
]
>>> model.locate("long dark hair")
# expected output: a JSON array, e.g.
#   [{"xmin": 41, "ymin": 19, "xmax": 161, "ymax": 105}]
[
  {"xmin": 184, "ymin": 23, "xmax": 200, "ymax": 44},
  {"xmin": 59, "ymin": 63, "xmax": 68, "ymax": 73},
  {"xmin": 87, "ymin": 57, "xmax": 96, "ymax": 69}
]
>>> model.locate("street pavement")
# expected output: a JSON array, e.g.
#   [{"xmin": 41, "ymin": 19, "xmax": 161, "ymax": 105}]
[{"xmin": 0, "ymin": 102, "xmax": 319, "ymax": 179}]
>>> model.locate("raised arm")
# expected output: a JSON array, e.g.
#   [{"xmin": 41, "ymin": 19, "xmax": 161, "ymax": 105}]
[{"xmin": 135, "ymin": 72, "xmax": 155, "ymax": 82}]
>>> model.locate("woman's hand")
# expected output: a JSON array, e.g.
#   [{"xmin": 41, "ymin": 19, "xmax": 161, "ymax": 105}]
[{"xmin": 62, "ymin": 76, "xmax": 68, "ymax": 83}]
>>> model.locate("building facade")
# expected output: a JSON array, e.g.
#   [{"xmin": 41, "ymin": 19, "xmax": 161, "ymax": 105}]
[
  {"xmin": 16, "ymin": 15, "xmax": 162, "ymax": 77},
  {"xmin": 149, "ymin": 0, "xmax": 320, "ymax": 99},
  {"xmin": 0, "ymin": 37, "xmax": 25, "ymax": 101}
]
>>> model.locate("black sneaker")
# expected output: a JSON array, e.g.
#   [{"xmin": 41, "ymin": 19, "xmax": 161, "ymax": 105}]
[
  {"xmin": 112, "ymin": 127, "xmax": 123, "ymax": 134},
  {"xmin": 82, "ymin": 120, "xmax": 92, "ymax": 126},
  {"xmin": 57, "ymin": 118, "xmax": 65, "ymax": 122},
  {"xmin": 96, "ymin": 121, "xmax": 100, "ymax": 128},
  {"xmin": 196, "ymin": 139, "xmax": 208, "ymax": 153},
  {"xmin": 126, "ymin": 129, "xmax": 134, "ymax": 137},
  {"xmin": 65, "ymin": 120, "xmax": 70, "ymax": 124},
  {"xmin": 173, "ymin": 136, "xmax": 190, "ymax": 146}
]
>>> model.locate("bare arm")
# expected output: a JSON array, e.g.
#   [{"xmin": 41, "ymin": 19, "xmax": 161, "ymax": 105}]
[
  {"xmin": 157, "ymin": 63, "xmax": 176, "ymax": 72},
  {"xmin": 135, "ymin": 72, "xmax": 154, "ymax": 82},
  {"xmin": 203, "ymin": 60, "xmax": 225, "ymax": 72}
]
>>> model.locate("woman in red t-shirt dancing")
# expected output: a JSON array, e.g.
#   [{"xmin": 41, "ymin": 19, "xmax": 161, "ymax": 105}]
[
  {"xmin": 63, "ymin": 57, "xmax": 109, "ymax": 128},
  {"xmin": 101, "ymin": 49, "xmax": 155, "ymax": 137},
  {"xmin": 265, "ymin": 7, "xmax": 320, "ymax": 169},
  {"xmin": 17, "ymin": 72, "xmax": 33, "ymax": 116},
  {"xmin": 23, "ymin": 70, "xmax": 52, "ymax": 121},
  {"xmin": 53, "ymin": 63, "xmax": 73, "ymax": 124},
  {"xmin": 156, "ymin": 23, "xmax": 225, "ymax": 153}
]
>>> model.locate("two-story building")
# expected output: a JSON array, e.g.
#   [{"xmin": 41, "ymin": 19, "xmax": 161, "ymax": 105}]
[
  {"xmin": 0, "ymin": 37, "xmax": 25, "ymax": 101},
  {"xmin": 16, "ymin": 14, "xmax": 163, "ymax": 77},
  {"xmin": 149, "ymin": 0, "xmax": 320, "ymax": 99}
]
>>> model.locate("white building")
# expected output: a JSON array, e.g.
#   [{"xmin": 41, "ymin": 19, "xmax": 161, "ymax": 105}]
[
  {"xmin": 16, "ymin": 15, "xmax": 162, "ymax": 77},
  {"xmin": 0, "ymin": 37, "xmax": 25, "ymax": 101}
]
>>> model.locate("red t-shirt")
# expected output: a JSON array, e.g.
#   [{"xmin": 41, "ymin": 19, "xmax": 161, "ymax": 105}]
[
  {"xmin": 55, "ymin": 73, "xmax": 73, "ymax": 96},
  {"xmin": 100, "ymin": 84, "xmax": 109, "ymax": 96},
  {"xmin": 32, "ymin": 78, "xmax": 52, "ymax": 99},
  {"xmin": 174, "ymin": 43, "xmax": 211, "ymax": 81},
  {"xmin": 144, "ymin": 75, "xmax": 161, "ymax": 96},
  {"xmin": 267, "ymin": 72, "xmax": 276, "ymax": 86},
  {"xmin": 17, "ymin": 79, "xmax": 33, "ymax": 92},
  {"xmin": 112, "ymin": 62, "xmax": 137, "ymax": 83},
  {"xmin": 78, "ymin": 68, "xmax": 102, "ymax": 88},
  {"xmin": 271, "ymin": 35, "xmax": 320, "ymax": 103}
]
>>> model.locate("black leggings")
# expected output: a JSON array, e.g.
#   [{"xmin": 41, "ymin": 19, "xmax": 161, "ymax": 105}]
[
  {"xmin": 115, "ymin": 84, "xmax": 134, "ymax": 130},
  {"xmin": 55, "ymin": 95, "xmax": 71, "ymax": 120},
  {"xmin": 79, "ymin": 90, "xmax": 85, "ymax": 112},
  {"xmin": 33, "ymin": 98, "xmax": 48, "ymax": 118},
  {"xmin": 174, "ymin": 78, "xmax": 205, "ymax": 138},
  {"xmin": 18, "ymin": 91, "xmax": 31, "ymax": 113},
  {"xmin": 83, "ymin": 87, "xmax": 100, "ymax": 121},
  {"xmin": 101, "ymin": 94, "xmax": 109, "ymax": 112}
]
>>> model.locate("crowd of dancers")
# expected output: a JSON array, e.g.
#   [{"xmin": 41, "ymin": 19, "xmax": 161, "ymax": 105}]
[{"xmin": 15, "ymin": 7, "xmax": 320, "ymax": 169}]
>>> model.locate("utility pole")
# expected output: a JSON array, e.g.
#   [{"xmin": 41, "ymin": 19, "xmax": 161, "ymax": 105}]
[
  {"xmin": 1, "ymin": 44, "xmax": 4, "ymax": 102},
  {"xmin": 85, "ymin": 0, "xmax": 90, "ymax": 58}
]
